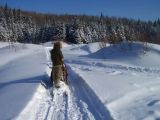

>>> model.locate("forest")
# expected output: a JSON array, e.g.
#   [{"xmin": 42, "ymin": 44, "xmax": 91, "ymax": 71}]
[{"xmin": 0, "ymin": 4, "xmax": 160, "ymax": 44}]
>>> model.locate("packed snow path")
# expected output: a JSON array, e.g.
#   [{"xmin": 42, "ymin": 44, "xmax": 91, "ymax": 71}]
[
  {"xmin": 15, "ymin": 45, "xmax": 113, "ymax": 120},
  {"xmin": 18, "ymin": 68, "xmax": 113, "ymax": 120}
]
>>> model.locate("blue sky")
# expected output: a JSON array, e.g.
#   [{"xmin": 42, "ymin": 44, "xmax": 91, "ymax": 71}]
[{"xmin": 0, "ymin": 0, "xmax": 159, "ymax": 21}]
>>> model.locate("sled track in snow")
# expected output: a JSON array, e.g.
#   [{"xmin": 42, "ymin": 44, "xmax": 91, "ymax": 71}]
[
  {"xmin": 37, "ymin": 74, "xmax": 84, "ymax": 120},
  {"xmin": 16, "ymin": 67, "xmax": 113, "ymax": 120},
  {"xmin": 40, "ymin": 68, "xmax": 113, "ymax": 120}
]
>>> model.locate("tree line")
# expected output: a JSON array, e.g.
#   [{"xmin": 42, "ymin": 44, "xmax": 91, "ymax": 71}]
[{"xmin": 0, "ymin": 4, "xmax": 160, "ymax": 44}]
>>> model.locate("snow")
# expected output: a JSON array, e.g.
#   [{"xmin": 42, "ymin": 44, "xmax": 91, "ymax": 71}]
[
  {"xmin": 0, "ymin": 42, "xmax": 9, "ymax": 48},
  {"xmin": 0, "ymin": 42, "xmax": 47, "ymax": 120},
  {"xmin": 0, "ymin": 41, "xmax": 160, "ymax": 120},
  {"xmin": 63, "ymin": 42, "xmax": 160, "ymax": 120}
]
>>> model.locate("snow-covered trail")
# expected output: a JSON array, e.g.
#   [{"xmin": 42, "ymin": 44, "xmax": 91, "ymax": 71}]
[
  {"xmin": 16, "ymin": 67, "xmax": 113, "ymax": 120},
  {"xmin": 15, "ymin": 46, "xmax": 113, "ymax": 120},
  {"xmin": 16, "ymin": 46, "xmax": 112, "ymax": 120}
]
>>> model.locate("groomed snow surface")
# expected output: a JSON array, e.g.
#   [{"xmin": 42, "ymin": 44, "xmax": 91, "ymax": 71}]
[{"xmin": 0, "ymin": 41, "xmax": 160, "ymax": 120}]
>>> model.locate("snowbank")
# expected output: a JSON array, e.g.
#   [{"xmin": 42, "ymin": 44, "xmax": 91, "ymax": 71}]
[
  {"xmin": 0, "ymin": 42, "xmax": 47, "ymax": 120},
  {"xmin": 0, "ymin": 42, "xmax": 9, "ymax": 48},
  {"xmin": 64, "ymin": 42, "xmax": 160, "ymax": 120},
  {"xmin": 83, "ymin": 42, "xmax": 160, "ymax": 68}
]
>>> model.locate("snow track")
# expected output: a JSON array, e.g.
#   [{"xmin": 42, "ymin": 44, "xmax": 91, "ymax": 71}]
[
  {"xmin": 24, "ymin": 46, "xmax": 113, "ymax": 120},
  {"xmin": 15, "ymin": 45, "xmax": 112, "ymax": 120},
  {"xmin": 39, "ymin": 69, "xmax": 113, "ymax": 120},
  {"xmin": 15, "ymin": 66, "xmax": 113, "ymax": 120}
]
